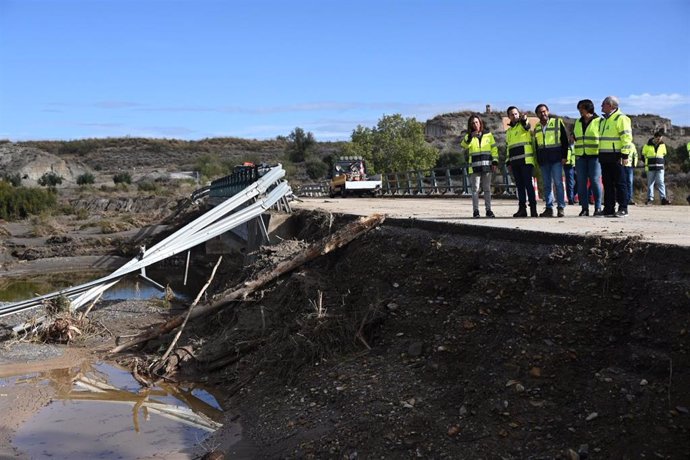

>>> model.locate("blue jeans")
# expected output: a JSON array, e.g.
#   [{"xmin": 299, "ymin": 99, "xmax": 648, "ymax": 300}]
[
  {"xmin": 575, "ymin": 156, "xmax": 601, "ymax": 212},
  {"xmin": 646, "ymin": 169, "xmax": 666, "ymax": 200},
  {"xmin": 564, "ymin": 165, "xmax": 576, "ymax": 204},
  {"xmin": 624, "ymin": 166, "xmax": 634, "ymax": 202},
  {"xmin": 540, "ymin": 161, "xmax": 565, "ymax": 209}
]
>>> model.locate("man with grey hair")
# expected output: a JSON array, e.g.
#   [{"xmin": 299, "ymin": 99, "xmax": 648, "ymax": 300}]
[{"xmin": 598, "ymin": 96, "xmax": 633, "ymax": 217}]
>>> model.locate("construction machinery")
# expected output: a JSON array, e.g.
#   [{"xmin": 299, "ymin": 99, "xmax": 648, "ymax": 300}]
[{"xmin": 328, "ymin": 156, "xmax": 382, "ymax": 198}]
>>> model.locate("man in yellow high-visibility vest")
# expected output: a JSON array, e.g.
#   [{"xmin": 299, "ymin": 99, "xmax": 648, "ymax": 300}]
[
  {"xmin": 505, "ymin": 106, "xmax": 537, "ymax": 217},
  {"xmin": 598, "ymin": 96, "xmax": 633, "ymax": 217},
  {"xmin": 533, "ymin": 104, "xmax": 569, "ymax": 217}
]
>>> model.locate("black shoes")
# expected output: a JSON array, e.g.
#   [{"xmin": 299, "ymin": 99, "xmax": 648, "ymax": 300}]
[
  {"xmin": 557, "ymin": 207, "xmax": 565, "ymax": 217},
  {"xmin": 596, "ymin": 209, "xmax": 616, "ymax": 217},
  {"xmin": 473, "ymin": 209, "xmax": 496, "ymax": 218},
  {"xmin": 529, "ymin": 205, "xmax": 538, "ymax": 217},
  {"xmin": 661, "ymin": 198, "xmax": 670, "ymax": 205},
  {"xmin": 593, "ymin": 209, "xmax": 605, "ymax": 217},
  {"xmin": 513, "ymin": 206, "xmax": 527, "ymax": 218},
  {"xmin": 579, "ymin": 209, "xmax": 589, "ymax": 217},
  {"xmin": 539, "ymin": 207, "xmax": 554, "ymax": 217},
  {"xmin": 615, "ymin": 208, "xmax": 628, "ymax": 218},
  {"xmin": 628, "ymin": 200, "xmax": 636, "ymax": 205}
]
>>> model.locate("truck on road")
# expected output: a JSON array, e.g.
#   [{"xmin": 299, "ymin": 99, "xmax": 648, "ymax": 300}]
[{"xmin": 329, "ymin": 156, "xmax": 382, "ymax": 198}]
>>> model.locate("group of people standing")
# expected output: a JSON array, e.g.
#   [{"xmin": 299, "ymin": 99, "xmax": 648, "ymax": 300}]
[{"xmin": 461, "ymin": 96, "xmax": 670, "ymax": 218}]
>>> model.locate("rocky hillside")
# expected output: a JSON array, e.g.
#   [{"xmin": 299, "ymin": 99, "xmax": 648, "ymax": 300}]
[
  {"xmin": 0, "ymin": 144, "xmax": 90, "ymax": 186},
  {"xmin": 0, "ymin": 137, "xmax": 346, "ymax": 188}
]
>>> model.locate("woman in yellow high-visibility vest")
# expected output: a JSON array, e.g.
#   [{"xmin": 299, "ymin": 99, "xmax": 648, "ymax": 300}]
[
  {"xmin": 571, "ymin": 99, "xmax": 603, "ymax": 216},
  {"xmin": 460, "ymin": 114, "xmax": 498, "ymax": 218}
]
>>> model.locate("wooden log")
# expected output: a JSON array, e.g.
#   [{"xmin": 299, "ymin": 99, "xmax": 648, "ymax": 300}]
[{"xmin": 109, "ymin": 213, "xmax": 385, "ymax": 354}]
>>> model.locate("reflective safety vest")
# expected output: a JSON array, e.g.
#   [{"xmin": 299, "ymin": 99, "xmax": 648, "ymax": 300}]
[
  {"xmin": 599, "ymin": 110, "xmax": 633, "ymax": 163},
  {"xmin": 506, "ymin": 123, "xmax": 534, "ymax": 166},
  {"xmin": 460, "ymin": 132, "xmax": 498, "ymax": 174},
  {"xmin": 573, "ymin": 116, "xmax": 600, "ymax": 156},
  {"xmin": 641, "ymin": 141, "xmax": 666, "ymax": 171},
  {"xmin": 628, "ymin": 143, "xmax": 638, "ymax": 168},
  {"xmin": 686, "ymin": 141, "xmax": 690, "ymax": 158},
  {"xmin": 566, "ymin": 145, "xmax": 575, "ymax": 166},
  {"xmin": 533, "ymin": 117, "xmax": 565, "ymax": 164}
]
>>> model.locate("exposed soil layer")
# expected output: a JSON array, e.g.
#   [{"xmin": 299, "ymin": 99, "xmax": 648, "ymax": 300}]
[
  {"xmin": 185, "ymin": 211, "xmax": 690, "ymax": 459},
  {"xmin": 2, "ymin": 210, "xmax": 689, "ymax": 459}
]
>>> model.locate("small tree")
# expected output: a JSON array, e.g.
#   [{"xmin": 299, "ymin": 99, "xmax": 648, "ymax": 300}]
[
  {"xmin": 286, "ymin": 127, "xmax": 316, "ymax": 163},
  {"xmin": 38, "ymin": 171, "xmax": 63, "ymax": 188},
  {"xmin": 343, "ymin": 114, "xmax": 439, "ymax": 174},
  {"xmin": 76, "ymin": 173, "xmax": 95, "ymax": 186},
  {"xmin": 113, "ymin": 172, "xmax": 132, "ymax": 184}
]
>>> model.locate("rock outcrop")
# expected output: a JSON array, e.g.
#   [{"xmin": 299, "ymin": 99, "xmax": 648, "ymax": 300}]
[{"xmin": 0, "ymin": 144, "xmax": 90, "ymax": 186}]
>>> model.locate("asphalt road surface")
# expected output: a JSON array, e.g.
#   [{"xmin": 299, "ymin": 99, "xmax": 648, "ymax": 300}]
[{"xmin": 292, "ymin": 197, "xmax": 690, "ymax": 247}]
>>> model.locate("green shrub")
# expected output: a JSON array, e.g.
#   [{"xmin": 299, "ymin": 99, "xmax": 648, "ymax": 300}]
[
  {"xmin": 38, "ymin": 171, "xmax": 63, "ymax": 187},
  {"xmin": 76, "ymin": 173, "xmax": 95, "ymax": 186},
  {"xmin": 0, "ymin": 182, "xmax": 58, "ymax": 220},
  {"xmin": 1, "ymin": 173, "xmax": 22, "ymax": 187},
  {"xmin": 305, "ymin": 155, "xmax": 329, "ymax": 180},
  {"xmin": 73, "ymin": 207, "xmax": 90, "ymax": 220},
  {"xmin": 113, "ymin": 172, "xmax": 132, "ymax": 184},
  {"xmin": 137, "ymin": 180, "xmax": 158, "ymax": 192},
  {"xmin": 195, "ymin": 154, "xmax": 232, "ymax": 180}
]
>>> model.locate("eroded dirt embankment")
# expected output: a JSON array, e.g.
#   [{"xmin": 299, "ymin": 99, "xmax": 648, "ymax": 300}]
[
  {"xmin": 1, "ymin": 210, "xmax": 688, "ymax": 459},
  {"xmin": 183, "ymin": 212, "xmax": 690, "ymax": 459}
]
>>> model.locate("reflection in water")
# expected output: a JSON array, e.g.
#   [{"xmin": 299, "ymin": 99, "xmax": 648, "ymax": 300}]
[
  {"xmin": 9, "ymin": 361, "xmax": 224, "ymax": 459},
  {"xmin": 0, "ymin": 272, "xmax": 101, "ymax": 302},
  {"xmin": 0, "ymin": 269, "xmax": 198, "ymax": 302}
]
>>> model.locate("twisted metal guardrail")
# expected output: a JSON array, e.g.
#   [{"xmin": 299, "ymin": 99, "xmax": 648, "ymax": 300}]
[{"xmin": 0, "ymin": 164, "xmax": 290, "ymax": 321}]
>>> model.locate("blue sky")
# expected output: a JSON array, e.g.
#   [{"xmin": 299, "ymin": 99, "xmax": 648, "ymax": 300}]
[{"xmin": 1, "ymin": 0, "xmax": 689, "ymax": 142}]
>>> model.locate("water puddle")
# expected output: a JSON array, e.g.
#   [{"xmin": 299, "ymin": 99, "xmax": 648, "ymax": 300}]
[
  {"xmin": 2, "ymin": 357, "xmax": 230, "ymax": 459},
  {"xmin": 0, "ymin": 267, "xmax": 203, "ymax": 303}
]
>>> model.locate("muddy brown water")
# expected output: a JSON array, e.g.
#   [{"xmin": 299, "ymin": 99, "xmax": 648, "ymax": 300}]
[{"xmin": 0, "ymin": 351, "xmax": 236, "ymax": 459}]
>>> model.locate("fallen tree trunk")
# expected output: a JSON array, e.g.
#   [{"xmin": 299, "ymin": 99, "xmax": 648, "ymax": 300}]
[{"xmin": 109, "ymin": 213, "xmax": 385, "ymax": 354}]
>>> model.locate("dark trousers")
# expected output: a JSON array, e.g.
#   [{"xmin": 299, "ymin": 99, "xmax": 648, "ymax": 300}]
[
  {"xmin": 512, "ymin": 163, "xmax": 535, "ymax": 206},
  {"xmin": 600, "ymin": 161, "xmax": 628, "ymax": 213}
]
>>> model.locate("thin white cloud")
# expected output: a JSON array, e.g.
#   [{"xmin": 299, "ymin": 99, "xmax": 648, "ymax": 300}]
[{"xmin": 622, "ymin": 93, "xmax": 690, "ymax": 112}]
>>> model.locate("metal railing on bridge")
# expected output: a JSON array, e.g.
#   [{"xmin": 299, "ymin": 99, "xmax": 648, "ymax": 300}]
[
  {"xmin": 381, "ymin": 165, "xmax": 515, "ymax": 196},
  {"xmin": 295, "ymin": 165, "xmax": 516, "ymax": 198},
  {"xmin": 296, "ymin": 182, "xmax": 329, "ymax": 197}
]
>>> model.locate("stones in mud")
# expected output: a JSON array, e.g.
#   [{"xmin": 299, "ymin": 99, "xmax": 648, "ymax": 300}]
[{"xmin": 407, "ymin": 341, "xmax": 423, "ymax": 357}]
